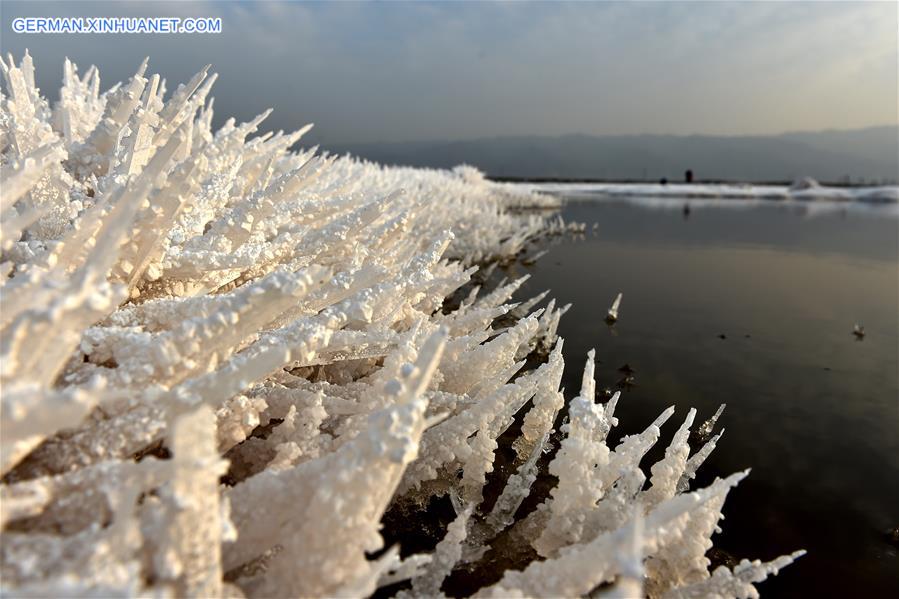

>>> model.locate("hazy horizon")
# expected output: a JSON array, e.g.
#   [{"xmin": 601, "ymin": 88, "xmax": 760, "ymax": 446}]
[
  {"xmin": 328, "ymin": 125, "xmax": 899, "ymax": 183},
  {"xmin": 1, "ymin": 1, "xmax": 896, "ymax": 147},
  {"xmin": 327, "ymin": 123, "xmax": 899, "ymax": 146}
]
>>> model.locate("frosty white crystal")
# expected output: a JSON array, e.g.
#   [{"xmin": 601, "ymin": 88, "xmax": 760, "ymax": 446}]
[{"xmin": 0, "ymin": 54, "xmax": 799, "ymax": 598}]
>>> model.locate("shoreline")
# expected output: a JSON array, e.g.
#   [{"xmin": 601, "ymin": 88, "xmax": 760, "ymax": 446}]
[{"xmin": 513, "ymin": 181, "xmax": 899, "ymax": 204}]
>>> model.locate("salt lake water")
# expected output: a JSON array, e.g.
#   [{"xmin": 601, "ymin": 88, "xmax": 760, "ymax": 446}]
[{"xmin": 511, "ymin": 194, "xmax": 899, "ymax": 597}]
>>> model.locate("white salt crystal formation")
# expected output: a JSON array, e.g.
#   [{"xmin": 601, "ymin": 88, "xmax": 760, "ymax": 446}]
[
  {"xmin": 0, "ymin": 54, "xmax": 800, "ymax": 598},
  {"xmin": 606, "ymin": 292, "xmax": 622, "ymax": 324}
]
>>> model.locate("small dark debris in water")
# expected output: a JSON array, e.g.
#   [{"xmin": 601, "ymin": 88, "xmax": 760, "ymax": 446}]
[
  {"xmin": 744, "ymin": 334, "xmax": 751, "ymax": 339},
  {"xmin": 718, "ymin": 334, "xmax": 727, "ymax": 340},
  {"xmin": 852, "ymin": 324, "xmax": 865, "ymax": 340},
  {"xmin": 823, "ymin": 367, "xmax": 831, "ymax": 371},
  {"xmin": 554, "ymin": 261, "xmax": 562, "ymax": 266},
  {"xmin": 617, "ymin": 363, "xmax": 635, "ymax": 375},
  {"xmin": 885, "ymin": 527, "xmax": 899, "ymax": 548}
]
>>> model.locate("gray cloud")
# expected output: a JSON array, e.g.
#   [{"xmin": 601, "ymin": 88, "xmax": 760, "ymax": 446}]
[{"xmin": 1, "ymin": 1, "xmax": 895, "ymax": 146}]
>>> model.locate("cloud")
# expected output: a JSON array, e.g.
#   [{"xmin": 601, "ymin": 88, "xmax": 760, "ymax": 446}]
[{"xmin": 1, "ymin": 1, "xmax": 895, "ymax": 144}]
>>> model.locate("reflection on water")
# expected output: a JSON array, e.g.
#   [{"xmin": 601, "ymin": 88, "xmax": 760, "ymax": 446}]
[{"xmin": 517, "ymin": 198, "xmax": 899, "ymax": 597}]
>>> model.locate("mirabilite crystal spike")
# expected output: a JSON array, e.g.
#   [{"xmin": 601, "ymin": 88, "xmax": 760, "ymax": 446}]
[
  {"xmin": 0, "ymin": 54, "xmax": 799, "ymax": 598},
  {"xmin": 606, "ymin": 291, "xmax": 623, "ymax": 324}
]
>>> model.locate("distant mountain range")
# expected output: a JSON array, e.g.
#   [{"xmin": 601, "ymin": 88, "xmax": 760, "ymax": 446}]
[{"xmin": 327, "ymin": 125, "xmax": 898, "ymax": 184}]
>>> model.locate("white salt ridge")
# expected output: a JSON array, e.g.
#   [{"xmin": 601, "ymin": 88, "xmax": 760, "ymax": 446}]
[
  {"xmin": 525, "ymin": 180, "xmax": 899, "ymax": 203},
  {"xmin": 1, "ymin": 54, "xmax": 800, "ymax": 597}
]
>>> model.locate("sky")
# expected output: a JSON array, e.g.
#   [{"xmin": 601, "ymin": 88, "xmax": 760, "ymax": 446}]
[{"xmin": 1, "ymin": 1, "xmax": 896, "ymax": 146}]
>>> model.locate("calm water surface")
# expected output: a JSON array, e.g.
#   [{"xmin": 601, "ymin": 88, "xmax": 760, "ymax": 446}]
[{"xmin": 516, "ymin": 198, "xmax": 899, "ymax": 597}]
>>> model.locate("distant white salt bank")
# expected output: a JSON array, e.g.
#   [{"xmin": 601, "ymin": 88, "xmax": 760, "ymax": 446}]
[{"xmin": 521, "ymin": 180, "xmax": 899, "ymax": 204}]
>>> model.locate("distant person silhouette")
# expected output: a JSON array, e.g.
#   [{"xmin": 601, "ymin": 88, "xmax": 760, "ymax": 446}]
[
  {"xmin": 685, "ymin": 169, "xmax": 694, "ymax": 183},
  {"xmin": 660, "ymin": 177, "xmax": 668, "ymax": 185}
]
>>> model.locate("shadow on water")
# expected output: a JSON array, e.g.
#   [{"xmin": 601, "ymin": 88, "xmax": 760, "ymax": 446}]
[{"xmin": 511, "ymin": 197, "xmax": 899, "ymax": 597}]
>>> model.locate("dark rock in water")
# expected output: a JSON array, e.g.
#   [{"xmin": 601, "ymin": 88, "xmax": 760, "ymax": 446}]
[
  {"xmin": 852, "ymin": 324, "xmax": 866, "ymax": 340},
  {"xmin": 744, "ymin": 334, "xmax": 751, "ymax": 339},
  {"xmin": 617, "ymin": 363, "xmax": 635, "ymax": 375},
  {"xmin": 717, "ymin": 334, "xmax": 727, "ymax": 340}
]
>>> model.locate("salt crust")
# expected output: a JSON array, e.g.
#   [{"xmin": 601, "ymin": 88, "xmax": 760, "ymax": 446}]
[{"xmin": 0, "ymin": 54, "xmax": 801, "ymax": 598}]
